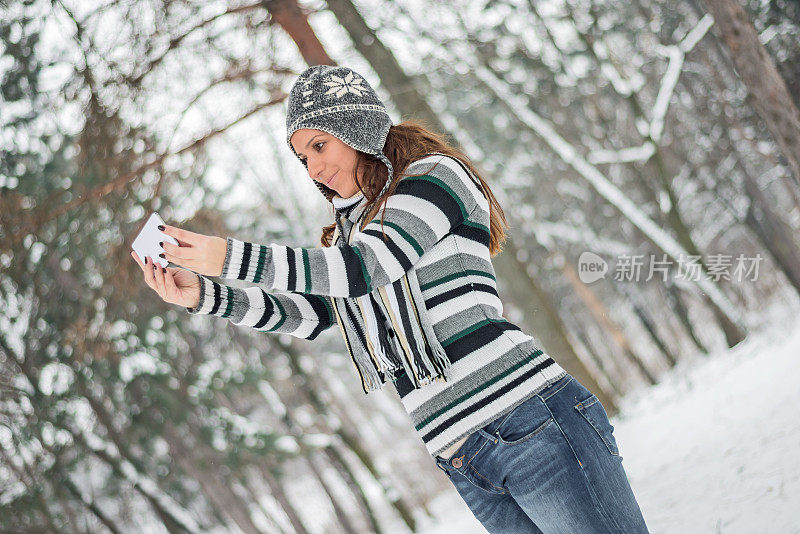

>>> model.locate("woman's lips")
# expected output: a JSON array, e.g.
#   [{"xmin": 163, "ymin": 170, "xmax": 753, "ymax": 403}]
[{"xmin": 326, "ymin": 171, "xmax": 338, "ymax": 186}]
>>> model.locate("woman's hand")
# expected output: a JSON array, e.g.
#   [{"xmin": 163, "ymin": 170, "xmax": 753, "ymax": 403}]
[
  {"xmin": 131, "ymin": 251, "xmax": 201, "ymax": 308},
  {"xmin": 157, "ymin": 224, "xmax": 227, "ymax": 277}
]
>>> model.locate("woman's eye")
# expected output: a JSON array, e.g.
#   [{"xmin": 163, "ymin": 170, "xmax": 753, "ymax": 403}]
[{"xmin": 314, "ymin": 142, "xmax": 324, "ymax": 151}]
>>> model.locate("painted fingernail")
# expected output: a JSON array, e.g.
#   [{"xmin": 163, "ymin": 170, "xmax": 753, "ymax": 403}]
[
  {"xmin": 159, "ymin": 253, "xmax": 165, "ymax": 258},
  {"xmin": 159, "ymin": 241, "xmax": 163, "ymax": 247},
  {"xmin": 145, "ymin": 256, "xmax": 149, "ymax": 264},
  {"xmin": 162, "ymin": 267, "xmax": 166, "ymax": 273},
  {"xmin": 158, "ymin": 225, "xmax": 165, "ymax": 231}
]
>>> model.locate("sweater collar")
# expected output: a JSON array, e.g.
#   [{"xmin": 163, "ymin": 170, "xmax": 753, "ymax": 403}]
[{"xmin": 332, "ymin": 190, "xmax": 369, "ymax": 224}]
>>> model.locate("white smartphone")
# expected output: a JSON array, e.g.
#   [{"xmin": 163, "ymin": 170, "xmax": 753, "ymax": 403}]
[{"xmin": 131, "ymin": 212, "xmax": 179, "ymax": 269}]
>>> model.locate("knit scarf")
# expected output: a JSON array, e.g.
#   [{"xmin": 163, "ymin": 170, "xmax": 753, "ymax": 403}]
[{"xmin": 329, "ymin": 190, "xmax": 452, "ymax": 393}]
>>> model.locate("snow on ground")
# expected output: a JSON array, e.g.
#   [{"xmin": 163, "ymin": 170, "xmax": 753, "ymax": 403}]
[{"xmin": 416, "ymin": 313, "xmax": 800, "ymax": 534}]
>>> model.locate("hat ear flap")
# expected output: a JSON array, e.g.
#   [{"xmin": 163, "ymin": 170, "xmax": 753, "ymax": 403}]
[{"xmin": 315, "ymin": 181, "xmax": 336, "ymax": 202}]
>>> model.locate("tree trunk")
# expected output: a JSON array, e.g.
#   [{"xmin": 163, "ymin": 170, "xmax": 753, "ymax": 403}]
[
  {"xmin": 275, "ymin": 337, "xmax": 420, "ymax": 532},
  {"xmin": 616, "ymin": 282, "xmax": 678, "ymax": 368},
  {"xmin": 162, "ymin": 425, "xmax": 265, "ymax": 534},
  {"xmin": 664, "ymin": 281, "xmax": 710, "ymax": 354},
  {"xmin": 61, "ymin": 474, "xmax": 125, "ymax": 534},
  {"xmin": 703, "ymin": 0, "xmax": 800, "ymax": 185},
  {"xmin": 322, "ymin": 445, "xmax": 383, "ymax": 534},
  {"xmin": 238, "ymin": 475, "xmax": 289, "ymax": 534},
  {"xmin": 696, "ymin": 45, "xmax": 800, "ymax": 299},
  {"xmin": 496, "ymin": 240, "xmax": 619, "ymax": 412},
  {"xmin": 564, "ymin": 7, "xmax": 747, "ymax": 349},
  {"xmin": 559, "ymin": 252, "xmax": 659, "ymax": 386},
  {"xmin": 323, "ymin": 0, "xmax": 450, "ymax": 137},
  {"xmin": 306, "ymin": 451, "xmax": 360, "ymax": 534},
  {"xmin": 743, "ymin": 173, "xmax": 800, "ymax": 292},
  {"xmin": 564, "ymin": 313, "xmax": 626, "ymax": 398},
  {"xmin": 264, "ymin": 0, "xmax": 334, "ymax": 66},
  {"xmin": 0, "ymin": 445, "xmax": 61, "ymax": 533},
  {"xmin": 258, "ymin": 465, "xmax": 311, "ymax": 534}
]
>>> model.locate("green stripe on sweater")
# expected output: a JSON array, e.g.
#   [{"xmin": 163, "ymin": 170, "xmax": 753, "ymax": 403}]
[
  {"xmin": 268, "ymin": 295, "xmax": 287, "ymax": 331},
  {"xmin": 372, "ymin": 219, "xmax": 424, "ymax": 257},
  {"xmin": 420, "ymin": 269, "xmax": 496, "ymax": 291},
  {"xmin": 302, "ymin": 248, "xmax": 311, "ymax": 293},
  {"xmin": 221, "ymin": 286, "xmax": 234, "ymax": 318},
  {"xmin": 253, "ymin": 245, "xmax": 267, "ymax": 284},
  {"xmin": 408, "ymin": 174, "xmax": 470, "ymax": 220},
  {"xmin": 352, "ymin": 246, "xmax": 371, "ymax": 292},
  {"xmin": 441, "ymin": 317, "xmax": 510, "ymax": 347},
  {"xmin": 462, "ymin": 218, "xmax": 490, "ymax": 234},
  {"xmin": 415, "ymin": 349, "xmax": 545, "ymax": 430}
]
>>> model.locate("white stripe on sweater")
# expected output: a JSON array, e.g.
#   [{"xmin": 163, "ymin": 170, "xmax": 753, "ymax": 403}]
[
  {"xmin": 422, "ymin": 362, "xmax": 564, "ymax": 454},
  {"xmin": 322, "ymin": 246, "xmax": 349, "ymax": 295},
  {"xmin": 398, "ymin": 331, "xmax": 535, "ymax": 412}
]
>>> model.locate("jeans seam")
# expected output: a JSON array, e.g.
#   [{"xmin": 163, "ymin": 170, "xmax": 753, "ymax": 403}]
[
  {"xmin": 461, "ymin": 434, "xmax": 509, "ymax": 493},
  {"xmin": 491, "ymin": 404, "xmax": 520, "ymax": 437},
  {"xmin": 466, "ymin": 434, "xmax": 490, "ymax": 465},
  {"xmin": 539, "ymin": 374, "xmax": 573, "ymax": 401},
  {"xmin": 576, "ymin": 399, "xmax": 620, "ymax": 457},
  {"xmin": 544, "ymin": 394, "xmax": 625, "ymax": 533},
  {"xmin": 435, "ymin": 462, "xmax": 451, "ymax": 476},
  {"xmin": 467, "ymin": 463, "xmax": 508, "ymax": 494},
  {"xmin": 578, "ymin": 395, "xmax": 600, "ymax": 409},
  {"xmin": 496, "ymin": 417, "xmax": 554, "ymax": 446}
]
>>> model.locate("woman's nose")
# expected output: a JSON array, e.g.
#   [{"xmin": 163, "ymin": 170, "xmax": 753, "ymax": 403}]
[{"xmin": 308, "ymin": 161, "xmax": 325, "ymax": 182}]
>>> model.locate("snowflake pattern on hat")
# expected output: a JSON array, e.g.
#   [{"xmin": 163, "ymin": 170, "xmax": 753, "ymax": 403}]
[
  {"xmin": 286, "ymin": 65, "xmax": 394, "ymax": 204},
  {"xmin": 323, "ymin": 71, "xmax": 367, "ymax": 99}
]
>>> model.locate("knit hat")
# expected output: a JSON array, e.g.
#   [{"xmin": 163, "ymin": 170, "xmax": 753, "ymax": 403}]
[{"xmin": 286, "ymin": 65, "xmax": 394, "ymax": 203}]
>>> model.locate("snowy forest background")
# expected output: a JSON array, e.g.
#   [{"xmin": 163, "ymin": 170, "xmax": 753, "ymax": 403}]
[{"xmin": 2, "ymin": 0, "xmax": 800, "ymax": 532}]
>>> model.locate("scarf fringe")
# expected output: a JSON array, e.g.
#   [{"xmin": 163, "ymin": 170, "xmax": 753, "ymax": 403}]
[
  {"xmin": 404, "ymin": 268, "xmax": 452, "ymax": 384},
  {"xmin": 331, "ymin": 210, "xmax": 453, "ymax": 394},
  {"xmin": 329, "ymin": 296, "xmax": 385, "ymax": 392}
]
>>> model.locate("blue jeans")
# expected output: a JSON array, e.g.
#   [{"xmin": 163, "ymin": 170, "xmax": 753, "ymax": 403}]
[{"xmin": 434, "ymin": 373, "xmax": 649, "ymax": 533}]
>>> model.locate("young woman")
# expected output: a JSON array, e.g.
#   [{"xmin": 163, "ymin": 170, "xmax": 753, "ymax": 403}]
[{"xmin": 131, "ymin": 65, "xmax": 649, "ymax": 533}]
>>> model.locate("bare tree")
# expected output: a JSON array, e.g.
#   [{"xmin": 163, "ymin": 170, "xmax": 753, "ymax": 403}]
[{"xmin": 703, "ymin": 0, "xmax": 800, "ymax": 185}]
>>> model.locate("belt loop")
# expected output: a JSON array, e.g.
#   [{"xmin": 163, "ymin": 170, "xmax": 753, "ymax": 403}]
[{"xmin": 435, "ymin": 461, "xmax": 451, "ymax": 477}]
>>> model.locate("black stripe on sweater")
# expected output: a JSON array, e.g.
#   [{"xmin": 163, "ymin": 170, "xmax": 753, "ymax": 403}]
[
  {"xmin": 452, "ymin": 223, "xmax": 490, "ymax": 247},
  {"xmin": 209, "ymin": 282, "xmax": 222, "ymax": 315},
  {"xmin": 393, "ymin": 321, "xmax": 511, "ymax": 396},
  {"xmin": 338, "ymin": 247, "xmax": 371, "ymax": 296},
  {"xmin": 304, "ymin": 294, "xmax": 333, "ymax": 326},
  {"xmin": 307, "ymin": 320, "xmax": 329, "ymax": 340},
  {"xmin": 361, "ymin": 227, "xmax": 414, "ymax": 271},
  {"xmin": 238, "ymin": 242, "xmax": 252, "ymax": 280},
  {"xmin": 425, "ymin": 282, "xmax": 499, "ymax": 309},
  {"xmin": 445, "ymin": 321, "xmax": 508, "ymax": 356},
  {"xmin": 254, "ymin": 290, "xmax": 274, "ymax": 329},
  {"xmin": 286, "ymin": 247, "xmax": 297, "ymax": 290},
  {"xmin": 420, "ymin": 357, "xmax": 558, "ymax": 443},
  {"xmin": 392, "ymin": 176, "xmax": 467, "ymax": 228}
]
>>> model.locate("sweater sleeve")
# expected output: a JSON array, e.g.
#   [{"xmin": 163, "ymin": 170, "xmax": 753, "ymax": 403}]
[
  {"xmin": 185, "ymin": 274, "xmax": 335, "ymax": 341},
  {"xmin": 218, "ymin": 156, "xmax": 485, "ymax": 298}
]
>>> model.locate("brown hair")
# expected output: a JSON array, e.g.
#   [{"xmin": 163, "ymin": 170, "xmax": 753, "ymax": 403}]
[{"xmin": 318, "ymin": 119, "xmax": 508, "ymax": 257}]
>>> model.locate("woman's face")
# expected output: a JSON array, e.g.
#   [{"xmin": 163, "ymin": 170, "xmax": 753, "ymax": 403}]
[{"xmin": 290, "ymin": 128, "xmax": 362, "ymax": 198}]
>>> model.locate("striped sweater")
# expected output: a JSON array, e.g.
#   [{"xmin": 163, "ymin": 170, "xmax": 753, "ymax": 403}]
[{"xmin": 186, "ymin": 154, "xmax": 567, "ymax": 458}]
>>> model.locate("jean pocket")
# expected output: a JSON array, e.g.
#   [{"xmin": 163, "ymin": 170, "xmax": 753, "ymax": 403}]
[
  {"xmin": 494, "ymin": 396, "xmax": 554, "ymax": 445},
  {"xmin": 575, "ymin": 394, "xmax": 620, "ymax": 457}
]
